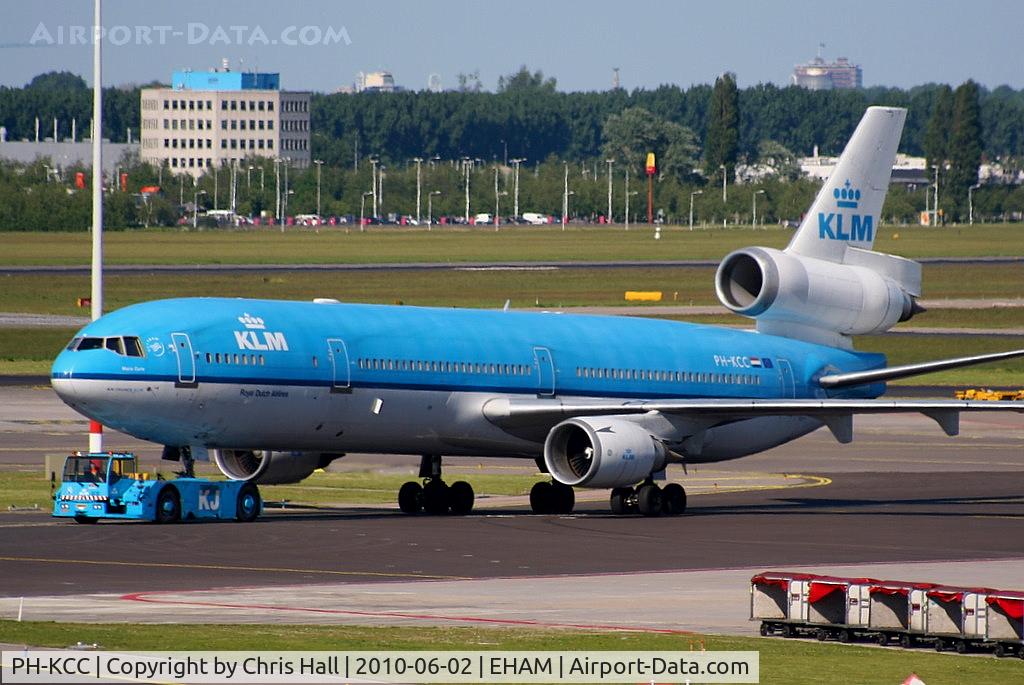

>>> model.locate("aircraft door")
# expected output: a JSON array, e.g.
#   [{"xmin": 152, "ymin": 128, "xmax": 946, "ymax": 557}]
[
  {"xmin": 777, "ymin": 358, "xmax": 795, "ymax": 398},
  {"xmin": 327, "ymin": 338, "xmax": 351, "ymax": 391},
  {"xmin": 171, "ymin": 333, "xmax": 197, "ymax": 386},
  {"xmin": 533, "ymin": 346, "xmax": 555, "ymax": 397}
]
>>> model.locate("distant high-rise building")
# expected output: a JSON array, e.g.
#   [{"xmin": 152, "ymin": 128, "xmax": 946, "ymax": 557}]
[
  {"xmin": 792, "ymin": 54, "xmax": 862, "ymax": 90},
  {"xmin": 140, "ymin": 63, "xmax": 310, "ymax": 177}
]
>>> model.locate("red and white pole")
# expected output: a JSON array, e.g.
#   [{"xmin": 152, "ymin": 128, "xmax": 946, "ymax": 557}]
[
  {"xmin": 89, "ymin": 420, "xmax": 103, "ymax": 453},
  {"xmin": 90, "ymin": 0, "xmax": 105, "ymax": 452}
]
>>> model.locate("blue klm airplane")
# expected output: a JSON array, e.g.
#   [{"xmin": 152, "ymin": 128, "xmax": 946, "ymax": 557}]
[{"xmin": 52, "ymin": 107, "xmax": 1024, "ymax": 517}]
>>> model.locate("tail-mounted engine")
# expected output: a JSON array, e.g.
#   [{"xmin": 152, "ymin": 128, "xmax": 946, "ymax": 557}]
[{"xmin": 715, "ymin": 246, "xmax": 922, "ymax": 346}]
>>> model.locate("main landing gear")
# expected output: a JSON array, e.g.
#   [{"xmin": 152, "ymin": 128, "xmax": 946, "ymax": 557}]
[
  {"xmin": 529, "ymin": 480, "xmax": 575, "ymax": 515},
  {"xmin": 398, "ymin": 455, "xmax": 475, "ymax": 515},
  {"xmin": 610, "ymin": 480, "xmax": 687, "ymax": 517}
]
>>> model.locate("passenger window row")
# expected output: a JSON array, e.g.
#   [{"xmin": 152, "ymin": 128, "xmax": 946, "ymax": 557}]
[
  {"xmin": 357, "ymin": 358, "xmax": 532, "ymax": 377},
  {"xmin": 575, "ymin": 366, "xmax": 762, "ymax": 386},
  {"xmin": 205, "ymin": 352, "xmax": 266, "ymax": 366}
]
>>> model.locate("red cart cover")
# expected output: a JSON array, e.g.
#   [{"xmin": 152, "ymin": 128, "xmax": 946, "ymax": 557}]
[
  {"xmin": 869, "ymin": 581, "xmax": 936, "ymax": 596},
  {"xmin": 750, "ymin": 572, "xmax": 818, "ymax": 588},
  {"xmin": 808, "ymin": 578, "xmax": 848, "ymax": 603},
  {"xmin": 986, "ymin": 592, "xmax": 1024, "ymax": 621}
]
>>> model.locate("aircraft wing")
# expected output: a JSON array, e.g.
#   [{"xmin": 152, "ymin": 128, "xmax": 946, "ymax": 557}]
[{"xmin": 482, "ymin": 397, "xmax": 1024, "ymax": 441}]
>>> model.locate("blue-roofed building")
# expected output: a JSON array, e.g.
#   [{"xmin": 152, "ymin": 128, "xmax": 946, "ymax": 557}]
[{"xmin": 140, "ymin": 61, "xmax": 310, "ymax": 179}]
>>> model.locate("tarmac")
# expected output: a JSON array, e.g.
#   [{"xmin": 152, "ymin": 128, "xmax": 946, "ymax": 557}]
[{"xmin": 1, "ymin": 384, "xmax": 1023, "ymax": 637}]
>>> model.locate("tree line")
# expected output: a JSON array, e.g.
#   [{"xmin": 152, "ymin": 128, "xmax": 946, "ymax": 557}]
[{"xmin": 1, "ymin": 68, "xmax": 1022, "ymax": 228}]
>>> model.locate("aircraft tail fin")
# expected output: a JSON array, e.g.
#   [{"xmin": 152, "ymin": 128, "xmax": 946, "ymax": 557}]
[{"xmin": 786, "ymin": 106, "xmax": 907, "ymax": 263}]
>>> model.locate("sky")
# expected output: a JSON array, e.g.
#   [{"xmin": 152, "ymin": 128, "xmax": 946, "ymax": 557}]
[{"xmin": 0, "ymin": 0, "xmax": 1021, "ymax": 92}]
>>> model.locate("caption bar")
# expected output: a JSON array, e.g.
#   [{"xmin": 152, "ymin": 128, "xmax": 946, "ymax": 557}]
[{"xmin": 1, "ymin": 650, "xmax": 758, "ymax": 683}]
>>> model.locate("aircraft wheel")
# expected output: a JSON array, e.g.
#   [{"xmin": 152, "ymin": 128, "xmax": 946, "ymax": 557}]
[
  {"xmin": 235, "ymin": 483, "xmax": 261, "ymax": 522},
  {"xmin": 529, "ymin": 481, "xmax": 553, "ymax": 514},
  {"xmin": 155, "ymin": 486, "xmax": 181, "ymax": 524},
  {"xmin": 550, "ymin": 482, "xmax": 575, "ymax": 514},
  {"xmin": 398, "ymin": 481, "xmax": 423, "ymax": 514},
  {"xmin": 661, "ymin": 483, "xmax": 687, "ymax": 516},
  {"xmin": 610, "ymin": 487, "xmax": 632, "ymax": 515},
  {"xmin": 448, "ymin": 480, "xmax": 475, "ymax": 515},
  {"xmin": 636, "ymin": 483, "xmax": 663, "ymax": 517},
  {"xmin": 422, "ymin": 480, "xmax": 450, "ymax": 515}
]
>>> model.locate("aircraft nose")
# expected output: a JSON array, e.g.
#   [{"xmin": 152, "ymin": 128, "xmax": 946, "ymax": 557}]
[{"xmin": 50, "ymin": 350, "xmax": 80, "ymax": 405}]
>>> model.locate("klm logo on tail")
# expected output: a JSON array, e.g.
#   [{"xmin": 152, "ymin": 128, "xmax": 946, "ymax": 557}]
[{"xmin": 818, "ymin": 180, "xmax": 873, "ymax": 242}]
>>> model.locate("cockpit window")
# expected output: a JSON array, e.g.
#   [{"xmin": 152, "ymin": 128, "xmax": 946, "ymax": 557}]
[
  {"xmin": 124, "ymin": 337, "xmax": 144, "ymax": 357},
  {"xmin": 76, "ymin": 337, "xmax": 104, "ymax": 351},
  {"xmin": 68, "ymin": 336, "xmax": 146, "ymax": 357},
  {"xmin": 104, "ymin": 337, "xmax": 125, "ymax": 355}
]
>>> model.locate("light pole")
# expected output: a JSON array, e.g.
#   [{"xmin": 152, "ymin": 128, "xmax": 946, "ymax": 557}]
[
  {"xmin": 428, "ymin": 190, "xmax": 441, "ymax": 230},
  {"xmin": 213, "ymin": 166, "xmax": 219, "ymax": 211},
  {"xmin": 370, "ymin": 157, "xmax": 378, "ymax": 218},
  {"xmin": 511, "ymin": 158, "xmax": 525, "ymax": 218},
  {"xmin": 258, "ymin": 166, "xmax": 265, "ymax": 193},
  {"xmin": 413, "ymin": 157, "xmax": 423, "ymax": 223},
  {"xmin": 463, "ymin": 157, "xmax": 471, "ymax": 224},
  {"xmin": 360, "ymin": 190, "xmax": 373, "ymax": 232},
  {"xmin": 192, "ymin": 189, "xmax": 206, "ymax": 229},
  {"xmin": 623, "ymin": 167, "xmax": 630, "ymax": 230},
  {"xmin": 229, "ymin": 161, "xmax": 237, "ymax": 221},
  {"xmin": 494, "ymin": 166, "xmax": 501, "ymax": 227},
  {"xmin": 561, "ymin": 162, "xmax": 569, "ymax": 231},
  {"xmin": 246, "ymin": 165, "xmax": 253, "ymax": 191},
  {"xmin": 313, "ymin": 159, "xmax": 323, "ymax": 218},
  {"xmin": 606, "ymin": 158, "xmax": 614, "ymax": 224},
  {"xmin": 282, "ymin": 159, "xmax": 290, "ymax": 221},
  {"xmin": 625, "ymin": 190, "xmax": 638, "ymax": 231},
  {"xmin": 689, "ymin": 189, "xmax": 703, "ymax": 230},
  {"xmin": 969, "ymin": 183, "xmax": 981, "ymax": 225},
  {"xmin": 752, "ymin": 189, "xmax": 765, "ymax": 229},
  {"xmin": 274, "ymin": 158, "xmax": 281, "ymax": 222},
  {"xmin": 378, "ymin": 165, "xmax": 385, "ymax": 217},
  {"xmin": 931, "ymin": 164, "xmax": 939, "ymax": 226},
  {"xmin": 720, "ymin": 163, "xmax": 727, "ymax": 203},
  {"xmin": 495, "ymin": 191, "xmax": 507, "ymax": 230}
]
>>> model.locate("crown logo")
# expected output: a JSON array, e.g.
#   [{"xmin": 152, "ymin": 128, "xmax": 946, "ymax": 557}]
[
  {"xmin": 833, "ymin": 179, "xmax": 861, "ymax": 209},
  {"xmin": 238, "ymin": 313, "xmax": 265, "ymax": 329}
]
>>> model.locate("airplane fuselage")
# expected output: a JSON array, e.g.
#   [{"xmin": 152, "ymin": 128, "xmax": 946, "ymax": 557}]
[{"xmin": 52, "ymin": 297, "xmax": 885, "ymax": 463}]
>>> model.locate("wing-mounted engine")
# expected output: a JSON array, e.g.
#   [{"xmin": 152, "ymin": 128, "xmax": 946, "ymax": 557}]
[
  {"xmin": 715, "ymin": 245, "xmax": 922, "ymax": 348},
  {"xmin": 543, "ymin": 417, "xmax": 668, "ymax": 488},
  {"xmin": 213, "ymin": 449, "xmax": 341, "ymax": 485}
]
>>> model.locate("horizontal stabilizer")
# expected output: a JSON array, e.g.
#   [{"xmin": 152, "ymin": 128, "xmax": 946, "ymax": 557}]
[{"xmin": 818, "ymin": 349, "xmax": 1024, "ymax": 389}]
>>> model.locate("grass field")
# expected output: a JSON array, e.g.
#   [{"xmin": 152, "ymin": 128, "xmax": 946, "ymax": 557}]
[
  {"xmin": 3, "ymin": 223, "xmax": 1024, "ymax": 266},
  {"xmin": 0, "ymin": 621, "xmax": 1019, "ymax": 685}
]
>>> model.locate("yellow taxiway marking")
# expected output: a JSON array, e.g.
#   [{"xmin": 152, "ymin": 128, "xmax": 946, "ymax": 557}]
[{"xmin": 0, "ymin": 556, "xmax": 469, "ymax": 581}]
